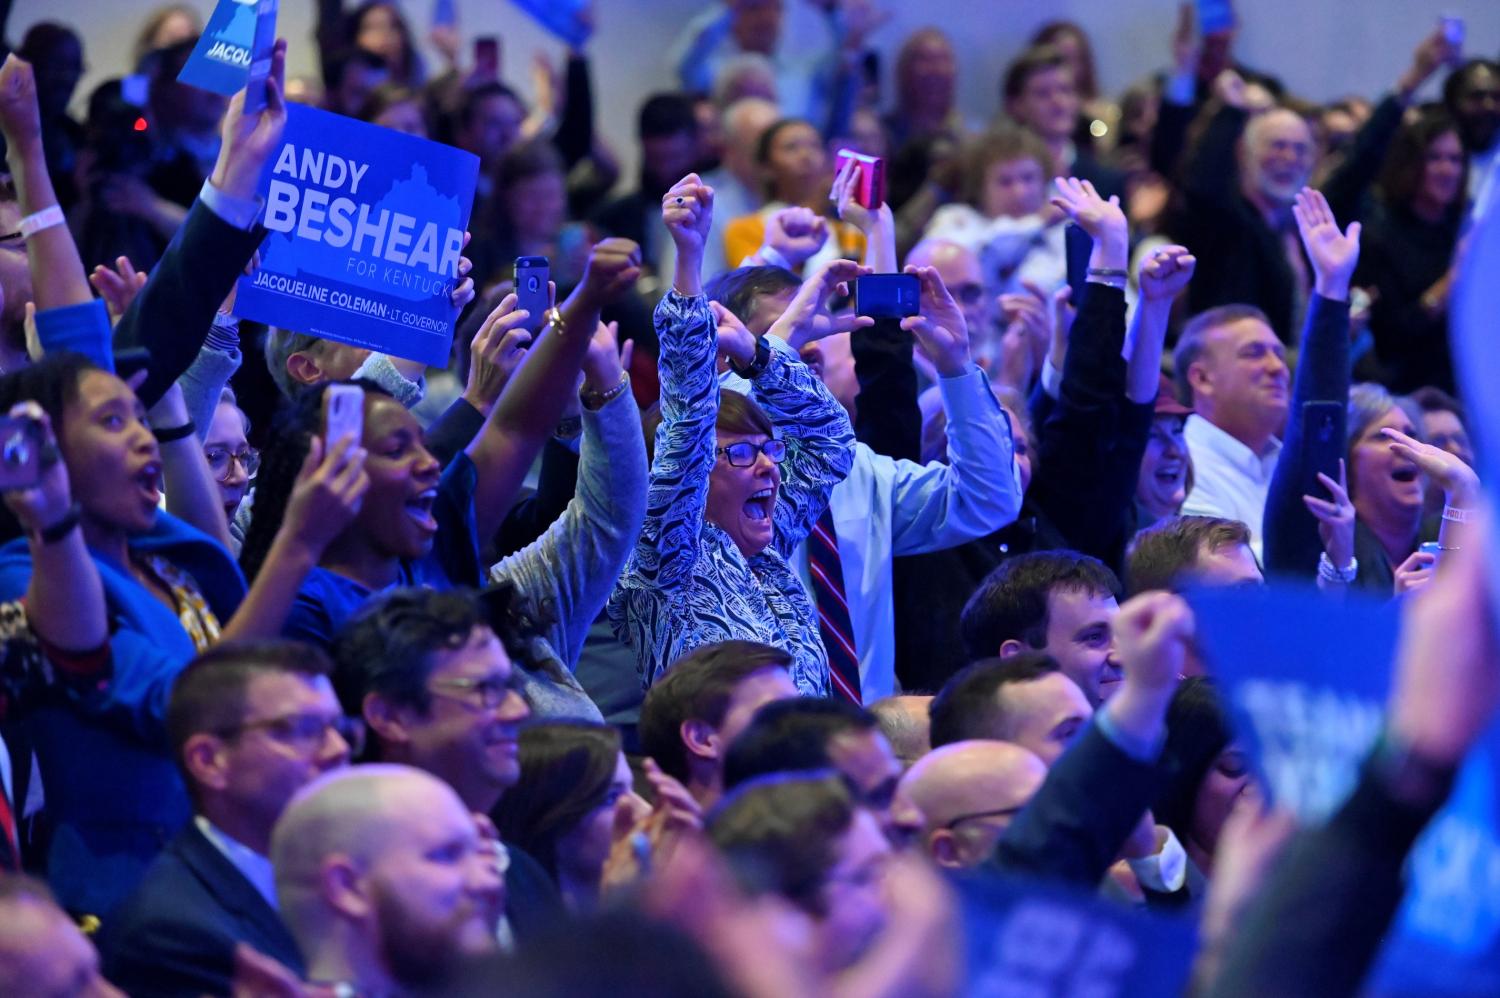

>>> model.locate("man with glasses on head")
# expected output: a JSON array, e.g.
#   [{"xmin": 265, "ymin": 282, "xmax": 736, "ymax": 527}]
[
  {"xmin": 101, "ymin": 641, "xmax": 357, "ymax": 997},
  {"xmin": 331, "ymin": 586, "xmax": 566, "ymax": 946}
]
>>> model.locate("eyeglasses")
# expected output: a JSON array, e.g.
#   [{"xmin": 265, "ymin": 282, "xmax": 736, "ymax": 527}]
[
  {"xmin": 204, "ymin": 446, "xmax": 260, "ymax": 481},
  {"xmin": 428, "ymin": 673, "xmax": 522, "ymax": 711},
  {"xmin": 716, "ymin": 439, "xmax": 787, "ymax": 467},
  {"xmin": 941, "ymin": 805, "xmax": 1025, "ymax": 830},
  {"xmin": 219, "ymin": 711, "xmax": 365, "ymax": 757},
  {"xmin": 951, "ymin": 281, "xmax": 985, "ymax": 306}
]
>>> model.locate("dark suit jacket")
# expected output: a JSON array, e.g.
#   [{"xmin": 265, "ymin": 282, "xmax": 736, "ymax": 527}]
[
  {"xmin": 101, "ymin": 823, "xmax": 304, "ymax": 998},
  {"xmin": 504, "ymin": 844, "xmax": 567, "ymax": 942}
]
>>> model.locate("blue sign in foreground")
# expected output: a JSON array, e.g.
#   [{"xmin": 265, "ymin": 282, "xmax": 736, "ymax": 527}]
[
  {"xmin": 178, "ymin": 0, "xmax": 276, "ymax": 97},
  {"xmin": 1189, "ymin": 584, "xmax": 1500, "ymax": 996},
  {"xmin": 959, "ymin": 872, "xmax": 1196, "ymax": 996},
  {"xmin": 234, "ymin": 104, "xmax": 479, "ymax": 367}
]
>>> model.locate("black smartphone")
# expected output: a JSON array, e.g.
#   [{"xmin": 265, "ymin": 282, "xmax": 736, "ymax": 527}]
[
  {"xmin": 514, "ymin": 256, "xmax": 549, "ymax": 332},
  {"xmin": 1300, "ymin": 400, "xmax": 1345, "ymax": 499},
  {"xmin": 854, "ymin": 274, "xmax": 919, "ymax": 319},
  {"xmin": 474, "ymin": 36, "xmax": 501, "ymax": 83},
  {"xmin": 1064, "ymin": 223, "xmax": 1093, "ymax": 305},
  {"xmin": 0, "ymin": 417, "xmax": 44, "ymax": 492}
]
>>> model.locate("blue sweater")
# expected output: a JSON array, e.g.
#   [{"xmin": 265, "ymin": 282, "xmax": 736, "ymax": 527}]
[{"xmin": 0, "ymin": 512, "xmax": 245, "ymax": 917}]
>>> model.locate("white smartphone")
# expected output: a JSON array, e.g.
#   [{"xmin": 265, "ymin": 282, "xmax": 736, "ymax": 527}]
[{"xmin": 324, "ymin": 384, "xmax": 364, "ymax": 449}]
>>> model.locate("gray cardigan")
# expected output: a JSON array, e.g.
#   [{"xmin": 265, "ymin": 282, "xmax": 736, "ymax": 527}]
[{"xmin": 489, "ymin": 384, "xmax": 647, "ymax": 721}]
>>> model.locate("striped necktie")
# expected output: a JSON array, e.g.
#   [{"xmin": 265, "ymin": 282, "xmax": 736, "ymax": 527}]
[{"xmin": 809, "ymin": 509, "xmax": 861, "ymax": 704}]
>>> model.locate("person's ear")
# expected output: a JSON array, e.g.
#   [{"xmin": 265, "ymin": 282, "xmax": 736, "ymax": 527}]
[
  {"xmin": 929, "ymin": 830, "xmax": 965, "ymax": 869},
  {"xmin": 363, "ymin": 693, "xmax": 411, "ymax": 750},
  {"xmin": 681, "ymin": 719, "xmax": 718, "ymax": 762},
  {"xmin": 1186, "ymin": 358, "xmax": 1213, "ymax": 400},
  {"xmin": 182, "ymin": 732, "xmax": 232, "ymax": 795},
  {"xmin": 998, "ymin": 639, "xmax": 1027, "ymax": 659},
  {"xmin": 286, "ymin": 350, "xmax": 323, "ymax": 386},
  {"xmin": 321, "ymin": 855, "xmax": 372, "ymax": 920}
]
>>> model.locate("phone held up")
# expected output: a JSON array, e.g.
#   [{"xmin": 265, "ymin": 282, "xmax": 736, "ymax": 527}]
[
  {"xmin": 854, "ymin": 274, "xmax": 919, "ymax": 319},
  {"xmin": 833, "ymin": 149, "xmax": 886, "ymax": 210},
  {"xmin": 0, "ymin": 416, "xmax": 44, "ymax": 493},
  {"xmin": 324, "ymin": 384, "xmax": 365, "ymax": 451},
  {"xmin": 514, "ymin": 256, "xmax": 550, "ymax": 333}
]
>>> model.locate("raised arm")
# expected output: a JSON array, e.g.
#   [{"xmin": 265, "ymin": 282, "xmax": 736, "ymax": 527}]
[
  {"xmin": 1263, "ymin": 188, "xmax": 1357, "ymax": 579},
  {"xmin": 1127, "ymin": 245, "xmax": 1196, "ymax": 404},
  {"xmin": 464, "ymin": 236, "xmax": 641, "ymax": 541},
  {"xmin": 114, "ymin": 41, "xmax": 287, "ymax": 408},
  {"xmin": 0, "ymin": 55, "xmax": 91, "ymax": 310},
  {"xmin": 149, "ymin": 382, "xmax": 234, "ymax": 550}
]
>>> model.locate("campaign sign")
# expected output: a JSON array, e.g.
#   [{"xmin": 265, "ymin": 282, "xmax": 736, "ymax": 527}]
[
  {"xmin": 511, "ymin": 0, "xmax": 591, "ymax": 49},
  {"xmin": 178, "ymin": 0, "xmax": 277, "ymax": 97},
  {"xmin": 234, "ymin": 104, "xmax": 479, "ymax": 367},
  {"xmin": 1187, "ymin": 584, "xmax": 1500, "ymax": 996},
  {"xmin": 959, "ymin": 871, "xmax": 1196, "ymax": 996}
]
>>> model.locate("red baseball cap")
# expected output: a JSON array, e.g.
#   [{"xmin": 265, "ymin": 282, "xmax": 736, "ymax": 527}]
[{"xmin": 1154, "ymin": 372, "xmax": 1193, "ymax": 417}]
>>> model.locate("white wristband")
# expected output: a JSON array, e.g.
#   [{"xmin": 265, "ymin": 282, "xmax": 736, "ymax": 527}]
[
  {"xmin": 19, "ymin": 205, "xmax": 64, "ymax": 238},
  {"xmin": 1442, "ymin": 505, "xmax": 1475, "ymax": 524}
]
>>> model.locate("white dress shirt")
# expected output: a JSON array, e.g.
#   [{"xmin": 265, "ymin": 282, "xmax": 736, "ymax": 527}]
[
  {"xmin": 196, "ymin": 816, "xmax": 279, "ymax": 911},
  {"xmin": 1181, "ymin": 414, "xmax": 1282, "ymax": 560},
  {"xmin": 793, "ymin": 366, "xmax": 1021, "ymax": 699}
]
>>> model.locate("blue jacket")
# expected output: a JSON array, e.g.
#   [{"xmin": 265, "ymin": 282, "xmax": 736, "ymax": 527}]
[{"xmin": 0, "ymin": 512, "xmax": 245, "ymax": 916}]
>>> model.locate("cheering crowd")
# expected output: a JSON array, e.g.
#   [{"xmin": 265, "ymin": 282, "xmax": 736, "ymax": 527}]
[{"xmin": 0, "ymin": 0, "xmax": 1497, "ymax": 995}]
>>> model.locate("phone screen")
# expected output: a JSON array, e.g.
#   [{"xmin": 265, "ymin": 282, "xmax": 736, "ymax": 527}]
[{"xmin": 854, "ymin": 274, "xmax": 919, "ymax": 319}]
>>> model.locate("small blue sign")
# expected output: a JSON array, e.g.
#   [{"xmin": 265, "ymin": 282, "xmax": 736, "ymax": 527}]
[
  {"xmin": 234, "ymin": 104, "xmax": 480, "ymax": 367},
  {"xmin": 178, "ymin": 0, "xmax": 277, "ymax": 98},
  {"xmin": 511, "ymin": 0, "xmax": 591, "ymax": 49},
  {"xmin": 959, "ymin": 871, "xmax": 1196, "ymax": 996}
]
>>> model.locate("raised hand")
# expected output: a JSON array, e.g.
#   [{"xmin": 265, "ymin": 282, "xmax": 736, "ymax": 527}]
[
  {"xmin": 763, "ymin": 206, "xmax": 829, "ymax": 270},
  {"xmin": 1137, "ymin": 244, "xmax": 1197, "ymax": 303},
  {"xmin": 576, "ymin": 237, "xmax": 643, "ymax": 307},
  {"xmin": 710, "ymin": 300, "xmax": 758, "ymax": 369},
  {"xmin": 1113, "ymin": 591, "xmax": 1193, "ymax": 691},
  {"xmin": 462, "ymin": 292, "xmax": 532, "ymax": 416},
  {"xmin": 582, "ymin": 319, "xmax": 633, "ymax": 395},
  {"xmin": 0, "ymin": 55, "xmax": 41, "ymax": 151},
  {"xmin": 831, "ymin": 156, "xmax": 874, "ymax": 233},
  {"xmin": 769, "ymin": 258, "xmax": 874, "ymax": 349},
  {"xmin": 1302, "ymin": 459, "xmax": 1355, "ymax": 573},
  {"xmin": 90, "ymin": 256, "xmax": 149, "ymax": 323},
  {"xmin": 662, "ymin": 173, "xmax": 715, "ymax": 259},
  {"xmin": 1292, "ymin": 187, "xmax": 1360, "ymax": 302},
  {"xmin": 1382, "ymin": 426, "xmax": 1480, "ymax": 505},
  {"xmin": 0, "ymin": 403, "xmax": 71, "ymax": 534},
  {"xmin": 1398, "ymin": 29, "xmax": 1461, "ymax": 99},
  {"xmin": 282, "ymin": 435, "xmax": 370, "ymax": 557},
  {"xmin": 449, "ymin": 233, "xmax": 475, "ymax": 310},
  {"xmin": 1393, "ymin": 549, "xmax": 1437, "ymax": 597},
  {"xmin": 902, "ymin": 265, "xmax": 970, "ymax": 377},
  {"xmin": 211, "ymin": 39, "xmax": 288, "ymax": 201},
  {"xmin": 1050, "ymin": 176, "xmax": 1128, "ymax": 254}
]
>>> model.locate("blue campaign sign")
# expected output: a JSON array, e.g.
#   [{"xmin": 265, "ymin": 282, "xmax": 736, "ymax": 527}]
[
  {"xmin": 511, "ymin": 0, "xmax": 591, "ymax": 49},
  {"xmin": 958, "ymin": 871, "xmax": 1196, "ymax": 996},
  {"xmin": 234, "ymin": 104, "xmax": 479, "ymax": 367},
  {"xmin": 1186, "ymin": 584, "xmax": 1500, "ymax": 995},
  {"xmin": 178, "ymin": 0, "xmax": 277, "ymax": 97}
]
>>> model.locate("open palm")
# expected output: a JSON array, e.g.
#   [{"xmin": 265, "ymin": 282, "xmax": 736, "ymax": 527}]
[{"xmin": 1292, "ymin": 187, "xmax": 1360, "ymax": 296}]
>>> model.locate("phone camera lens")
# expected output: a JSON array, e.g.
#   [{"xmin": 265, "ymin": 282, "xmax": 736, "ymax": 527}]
[
  {"xmin": 3, "ymin": 432, "xmax": 28, "ymax": 468},
  {"xmin": 527, "ymin": 276, "xmax": 540, "ymax": 292}
]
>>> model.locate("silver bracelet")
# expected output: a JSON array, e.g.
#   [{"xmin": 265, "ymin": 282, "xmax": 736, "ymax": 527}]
[{"xmin": 1318, "ymin": 551, "xmax": 1358, "ymax": 583}]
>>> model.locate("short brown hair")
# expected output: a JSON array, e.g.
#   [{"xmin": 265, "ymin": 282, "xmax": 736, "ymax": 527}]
[
  {"xmin": 961, "ymin": 127, "xmax": 1056, "ymax": 206},
  {"xmin": 1003, "ymin": 44, "xmax": 1069, "ymax": 103},
  {"xmin": 1172, "ymin": 304, "xmax": 1273, "ymax": 406},
  {"xmin": 642, "ymin": 389, "xmax": 778, "ymax": 467},
  {"xmin": 1125, "ymin": 516, "xmax": 1252, "ymax": 595},
  {"xmin": 708, "ymin": 772, "xmax": 855, "ymax": 917},
  {"xmin": 640, "ymin": 641, "xmax": 792, "ymax": 782}
]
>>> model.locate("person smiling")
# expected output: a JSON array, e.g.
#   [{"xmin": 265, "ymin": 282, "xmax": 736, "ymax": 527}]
[{"xmin": 610, "ymin": 172, "xmax": 856, "ymax": 697}]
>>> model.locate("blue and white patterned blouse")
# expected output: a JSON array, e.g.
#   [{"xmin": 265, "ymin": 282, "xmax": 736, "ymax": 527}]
[{"xmin": 608, "ymin": 291, "xmax": 855, "ymax": 696}]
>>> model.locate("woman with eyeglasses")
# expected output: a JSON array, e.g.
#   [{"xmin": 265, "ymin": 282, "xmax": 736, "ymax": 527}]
[
  {"xmin": 203, "ymin": 386, "xmax": 257, "ymax": 552},
  {"xmin": 609, "ymin": 173, "xmax": 856, "ymax": 697}
]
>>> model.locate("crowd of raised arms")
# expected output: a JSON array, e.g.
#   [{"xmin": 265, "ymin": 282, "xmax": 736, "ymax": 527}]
[{"xmin": 0, "ymin": 0, "xmax": 1496, "ymax": 995}]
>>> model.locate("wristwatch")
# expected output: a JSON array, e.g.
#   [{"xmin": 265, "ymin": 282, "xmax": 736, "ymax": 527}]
[{"xmin": 730, "ymin": 335, "xmax": 772, "ymax": 380}]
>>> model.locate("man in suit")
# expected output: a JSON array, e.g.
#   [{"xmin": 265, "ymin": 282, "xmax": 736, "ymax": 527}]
[{"xmin": 100, "ymin": 642, "xmax": 354, "ymax": 997}]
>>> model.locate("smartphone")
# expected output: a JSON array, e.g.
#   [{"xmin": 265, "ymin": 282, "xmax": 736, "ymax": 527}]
[
  {"xmin": 1197, "ymin": 0, "xmax": 1236, "ymax": 34},
  {"xmin": 854, "ymin": 274, "xmax": 919, "ymax": 319},
  {"xmin": 120, "ymin": 73, "xmax": 150, "ymax": 108},
  {"xmin": 474, "ymin": 36, "xmax": 501, "ymax": 83},
  {"xmin": 1300, "ymin": 401, "xmax": 1345, "ymax": 501},
  {"xmin": 324, "ymin": 383, "xmax": 365, "ymax": 450},
  {"xmin": 514, "ymin": 256, "xmax": 550, "ymax": 332},
  {"xmin": 1064, "ymin": 223, "xmax": 1093, "ymax": 306},
  {"xmin": 0, "ymin": 417, "xmax": 43, "ymax": 493},
  {"xmin": 1441, "ymin": 15, "xmax": 1465, "ymax": 48},
  {"xmin": 833, "ymin": 149, "xmax": 886, "ymax": 209}
]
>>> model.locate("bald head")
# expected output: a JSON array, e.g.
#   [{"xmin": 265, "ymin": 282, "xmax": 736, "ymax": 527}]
[
  {"xmin": 869, "ymin": 695, "xmax": 933, "ymax": 766},
  {"xmin": 906, "ymin": 239, "xmax": 990, "ymax": 344},
  {"xmin": 0, "ymin": 878, "xmax": 121, "ymax": 997},
  {"xmin": 897, "ymin": 740, "xmax": 1046, "ymax": 868},
  {"xmin": 721, "ymin": 97, "xmax": 780, "ymax": 182}
]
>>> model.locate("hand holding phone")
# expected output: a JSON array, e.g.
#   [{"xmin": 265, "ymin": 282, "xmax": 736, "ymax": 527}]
[
  {"xmin": 514, "ymin": 256, "xmax": 550, "ymax": 332},
  {"xmin": 0, "ymin": 416, "xmax": 44, "ymax": 493},
  {"xmin": 833, "ymin": 149, "xmax": 886, "ymax": 210},
  {"xmin": 474, "ymin": 36, "xmax": 501, "ymax": 82},
  {"xmin": 854, "ymin": 274, "xmax": 919, "ymax": 319}
]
